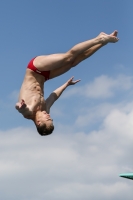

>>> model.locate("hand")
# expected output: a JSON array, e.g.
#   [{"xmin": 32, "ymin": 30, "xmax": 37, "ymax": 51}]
[
  {"xmin": 20, "ymin": 99, "xmax": 26, "ymax": 109},
  {"xmin": 16, "ymin": 99, "xmax": 26, "ymax": 109},
  {"xmin": 67, "ymin": 76, "xmax": 81, "ymax": 86}
]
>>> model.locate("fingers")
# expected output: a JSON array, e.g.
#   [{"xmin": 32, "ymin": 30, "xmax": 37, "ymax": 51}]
[
  {"xmin": 68, "ymin": 76, "xmax": 81, "ymax": 85},
  {"xmin": 70, "ymin": 76, "xmax": 74, "ymax": 81},
  {"xmin": 71, "ymin": 79, "xmax": 81, "ymax": 85},
  {"xmin": 74, "ymin": 79, "xmax": 81, "ymax": 83},
  {"xmin": 19, "ymin": 99, "xmax": 26, "ymax": 108},
  {"xmin": 69, "ymin": 76, "xmax": 80, "ymax": 81}
]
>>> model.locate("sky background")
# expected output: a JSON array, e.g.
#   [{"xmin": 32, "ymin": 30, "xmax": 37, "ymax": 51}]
[{"xmin": 0, "ymin": 0, "xmax": 133, "ymax": 199}]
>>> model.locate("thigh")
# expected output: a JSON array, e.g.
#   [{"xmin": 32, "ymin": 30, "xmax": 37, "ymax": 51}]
[
  {"xmin": 49, "ymin": 64, "xmax": 72, "ymax": 79},
  {"xmin": 33, "ymin": 53, "xmax": 71, "ymax": 71}
]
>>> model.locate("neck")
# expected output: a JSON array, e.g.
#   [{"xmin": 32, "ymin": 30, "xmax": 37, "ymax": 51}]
[{"xmin": 33, "ymin": 110, "xmax": 42, "ymax": 124}]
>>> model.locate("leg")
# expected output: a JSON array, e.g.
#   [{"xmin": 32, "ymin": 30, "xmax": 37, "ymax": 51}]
[
  {"xmin": 33, "ymin": 31, "xmax": 118, "ymax": 71},
  {"xmin": 49, "ymin": 43, "xmax": 104, "ymax": 79},
  {"xmin": 49, "ymin": 30, "xmax": 118, "ymax": 79}
]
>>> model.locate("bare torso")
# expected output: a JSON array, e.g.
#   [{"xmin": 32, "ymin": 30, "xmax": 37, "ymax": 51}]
[{"xmin": 18, "ymin": 69, "xmax": 47, "ymax": 118}]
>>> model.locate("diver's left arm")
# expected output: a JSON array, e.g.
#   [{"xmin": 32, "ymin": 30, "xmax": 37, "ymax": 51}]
[{"xmin": 46, "ymin": 77, "xmax": 80, "ymax": 111}]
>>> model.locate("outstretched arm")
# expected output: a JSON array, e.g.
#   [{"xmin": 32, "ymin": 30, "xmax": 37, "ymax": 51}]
[{"xmin": 46, "ymin": 77, "xmax": 80, "ymax": 112}]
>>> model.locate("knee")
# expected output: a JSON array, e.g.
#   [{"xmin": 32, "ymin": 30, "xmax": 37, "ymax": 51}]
[
  {"xmin": 63, "ymin": 52, "xmax": 76, "ymax": 69},
  {"xmin": 66, "ymin": 50, "xmax": 75, "ymax": 64}
]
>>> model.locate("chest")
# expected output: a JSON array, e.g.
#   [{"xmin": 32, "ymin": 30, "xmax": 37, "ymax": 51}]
[{"xmin": 30, "ymin": 93, "xmax": 46, "ymax": 112}]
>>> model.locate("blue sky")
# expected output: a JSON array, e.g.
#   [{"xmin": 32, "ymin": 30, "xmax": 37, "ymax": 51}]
[
  {"xmin": 0, "ymin": 0, "xmax": 133, "ymax": 129},
  {"xmin": 0, "ymin": 1, "xmax": 133, "ymax": 200}
]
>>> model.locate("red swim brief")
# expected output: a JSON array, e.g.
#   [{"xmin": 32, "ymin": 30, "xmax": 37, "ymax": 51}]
[{"xmin": 27, "ymin": 57, "xmax": 50, "ymax": 81}]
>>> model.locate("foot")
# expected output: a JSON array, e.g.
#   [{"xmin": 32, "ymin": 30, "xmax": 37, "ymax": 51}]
[
  {"xmin": 97, "ymin": 30, "xmax": 119, "ymax": 44},
  {"xmin": 110, "ymin": 30, "xmax": 118, "ymax": 37}
]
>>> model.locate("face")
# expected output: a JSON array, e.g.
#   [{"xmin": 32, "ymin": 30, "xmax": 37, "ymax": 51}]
[{"xmin": 38, "ymin": 111, "xmax": 53, "ymax": 126}]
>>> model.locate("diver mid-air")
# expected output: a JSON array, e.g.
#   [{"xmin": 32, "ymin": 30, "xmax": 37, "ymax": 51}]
[{"xmin": 15, "ymin": 30, "xmax": 119, "ymax": 136}]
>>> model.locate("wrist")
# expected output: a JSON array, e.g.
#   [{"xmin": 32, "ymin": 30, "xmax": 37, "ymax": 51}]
[{"xmin": 65, "ymin": 82, "xmax": 69, "ymax": 87}]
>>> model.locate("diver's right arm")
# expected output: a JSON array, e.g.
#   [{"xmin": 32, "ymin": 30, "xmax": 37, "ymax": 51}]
[{"xmin": 15, "ymin": 99, "xmax": 33, "ymax": 119}]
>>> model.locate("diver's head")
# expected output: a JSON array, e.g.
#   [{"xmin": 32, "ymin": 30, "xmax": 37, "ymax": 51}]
[{"xmin": 34, "ymin": 111, "xmax": 54, "ymax": 136}]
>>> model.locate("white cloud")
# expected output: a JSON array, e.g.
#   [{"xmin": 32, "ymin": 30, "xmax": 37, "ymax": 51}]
[
  {"xmin": 63, "ymin": 74, "xmax": 133, "ymax": 99},
  {"xmin": 75, "ymin": 100, "xmax": 133, "ymax": 127},
  {"xmin": 0, "ymin": 105, "xmax": 133, "ymax": 200},
  {"xmin": 0, "ymin": 74, "xmax": 133, "ymax": 200},
  {"xmin": 75, "ymin": 102, "xmax": 116, "ymax": 127}
]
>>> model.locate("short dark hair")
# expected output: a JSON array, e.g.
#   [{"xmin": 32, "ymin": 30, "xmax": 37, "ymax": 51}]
[{"xmin": 36, "ymin": 123, "xmax": 54, "ymax": 136}]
